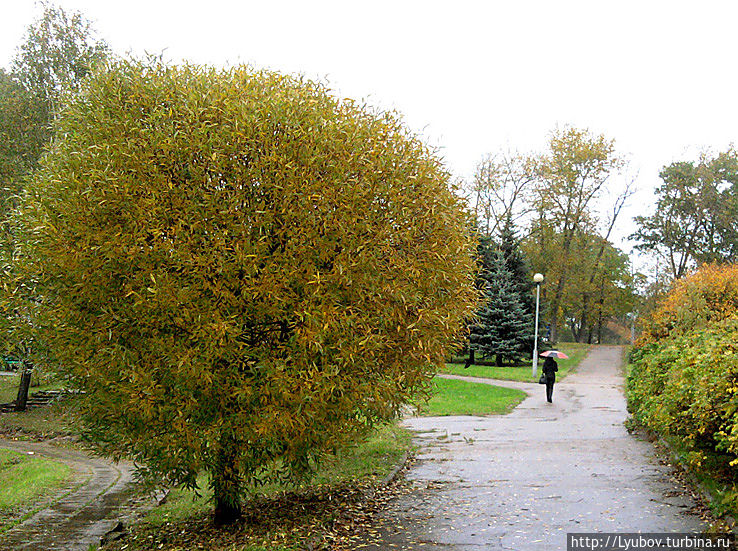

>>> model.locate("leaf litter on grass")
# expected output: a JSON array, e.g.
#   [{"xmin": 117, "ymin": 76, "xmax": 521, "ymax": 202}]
[{"xmin": 104, "ymin": 460, "xmax": 417, "ymax": 551}]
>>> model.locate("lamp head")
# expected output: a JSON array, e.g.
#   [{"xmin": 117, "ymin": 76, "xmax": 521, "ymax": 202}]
[{"xmin": 533, "ymin": 273, "xmax": 544, "ymax": 284}]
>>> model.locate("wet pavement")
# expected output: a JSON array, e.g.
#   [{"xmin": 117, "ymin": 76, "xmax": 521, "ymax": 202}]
[
  {"xmin": 360, "ymin": 346, "xmax": 708, "ymax": 550},
  {"xmin": 0, "ymin": 440, "xmax": 140, "ymax": 550}
]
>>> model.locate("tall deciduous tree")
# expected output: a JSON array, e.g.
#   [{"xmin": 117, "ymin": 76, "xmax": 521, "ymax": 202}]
[
  {"xmin": 0, "ymin": 70, "xmax": 47, "ymax": 204},
  {"xmin": 631, "ymin": 150, "xmax": 738, "ymax": 279},
  {"xmin": 17, "ymin": 60, "xmax": 477, "ymax": 524},
  {"xmin": 0, "ymin": 70, "xmax": 45, "ymax": 409},
  {"xmin": 11, "ymin": 1, "xmax": 108, "ymax": 114},
  {"xmin": 469, "ymin": 151, "xmax": 534, "ymax": 237},
  {"xmin": 570, "ymin": 181, "xmax": 634, "ymax": 343},
  {"xmin": 0, "ymin": 2, "xmax": 108, "ymax": 410},
  {"xmin": 1, "ymin": 0, "xmax": 108, "ymax": 206},
  {"xmin": 560, "ymin": 231, "xmax": 634, "ymax": 343},
  {"xmin": 530, "ymin": 126, "xmax": 625, "ymax": 343}
]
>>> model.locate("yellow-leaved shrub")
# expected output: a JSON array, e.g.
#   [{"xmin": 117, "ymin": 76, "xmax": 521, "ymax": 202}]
[
  {"xmin": 628, "ymin": 263, "xmax": 738, "ymax": 501},
  {"xmin": 638, "ymin": 263, "xmax": 738, "ymax": 344},
  {"xmin": 16, "ymin": 59, "xmax": 478, "ymax": 521}
]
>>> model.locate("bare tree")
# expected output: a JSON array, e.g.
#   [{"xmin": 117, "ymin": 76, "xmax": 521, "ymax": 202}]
[{"xmin": 469, "ymin": 151, "xmax": 535, "ymax": 236}]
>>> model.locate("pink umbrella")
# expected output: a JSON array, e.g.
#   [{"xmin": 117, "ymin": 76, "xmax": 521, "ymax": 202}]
[{"xmin": 540, "ymin": 350, "xmax": 569, "ymax": 359}]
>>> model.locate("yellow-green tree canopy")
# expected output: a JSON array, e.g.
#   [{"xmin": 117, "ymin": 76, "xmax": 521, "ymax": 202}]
[{"xmin": 18, "ymin": 59, "xmax": 477, "ymax": 522}]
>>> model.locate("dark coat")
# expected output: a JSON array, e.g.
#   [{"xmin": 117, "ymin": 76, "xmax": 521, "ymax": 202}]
[{"xmin": 542, "ymin": 357, "xmax": 558, "ymax": 382}]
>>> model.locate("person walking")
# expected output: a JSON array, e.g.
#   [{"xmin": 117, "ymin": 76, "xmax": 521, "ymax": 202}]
[{"xmin": 542, "ymin": 356, "xmax": 558, "ymax": 403}]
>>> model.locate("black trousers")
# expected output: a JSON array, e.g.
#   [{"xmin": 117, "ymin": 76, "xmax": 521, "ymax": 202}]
[{"xmin": 545, "ymin": 380, "xmax": 554, "ymax": 402}]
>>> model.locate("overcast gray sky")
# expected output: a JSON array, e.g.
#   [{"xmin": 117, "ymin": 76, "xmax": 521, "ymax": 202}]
[{"xmin": 3, "ymin": 0, "xmax": 737, "ymax": 258}]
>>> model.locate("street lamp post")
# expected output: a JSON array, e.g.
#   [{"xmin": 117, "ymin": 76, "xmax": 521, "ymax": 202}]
[{"xmin": 531, "ymin": 273, "xmax": 544, "ymax": 377}]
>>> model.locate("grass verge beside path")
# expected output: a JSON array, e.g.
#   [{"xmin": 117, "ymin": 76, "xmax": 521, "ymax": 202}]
[
  {"xmin": 443, "ymin": 342, "xmax": 591, "ymax": 382},
  {"xmin": 0, "ymin": 400, "xmax": 80, "ymax": 439},
  {"xmin": 105, "ymin": 422, "xmax": 413, "ymax": 551},
  {"xmin": 0, "ymin": 449, "xmax": 72, "ymax": 531},
  {"xmin": 419, "ymin": 378, "xmax": 526, "ymax": 416},
  {"xmin": 0, "ymin": 373, "xmax": 80, "ymax": 439},
  {"xmin": 0, "ymin": 372, "xmax": 65, "ymax": 404}
]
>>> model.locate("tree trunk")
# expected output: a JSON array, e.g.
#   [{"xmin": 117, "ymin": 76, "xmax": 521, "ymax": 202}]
[
  {"xmin": 464, "ymin": 349, "xmax": 475, "ymax": 368},
  {"xmin": 496, "ymin": 354, "xmax": 504, "ymax": 367},
  {"xmin": 548, "ymin": 221, "xmax": 578, "ymax": 345},
  {"xmin": 14, "ymin": 363, "xmax": 32, "ymax": 412},
  {"xmin": 212, "ymin": 436, "xmax": 241, "ymax": 526},
  {"xmin": 596, "ymin": 280, "xmax": 606, "ymax": 344},
  {"xmin": 549, "ymin": 271, "xmax": 567, "ymax": 345},
  {"xmin": 214, "ymin": 491, "xmax": 240, "ymax": 526},
  {"xmin": 576, "ymin": 296, "xmax": 589, "ymax": 343}
]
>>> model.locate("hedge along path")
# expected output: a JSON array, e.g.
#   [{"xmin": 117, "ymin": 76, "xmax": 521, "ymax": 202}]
[
  {"xmin": 0, "ymin": 439, "xmax": 139, "ymax": 551},
  {"xmin": 360, "ymin": 346, "xmax": 709, "ymax": 551}
]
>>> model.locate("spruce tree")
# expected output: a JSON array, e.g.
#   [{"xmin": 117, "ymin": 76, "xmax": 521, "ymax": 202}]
[
  {"xmin": 499, "ymin": 216, "xmax": 535, "ymax": 316},
  {"xmin": 467, "ymin": 234, "xmax": 495, "ymax": 365},
  {"xmin": 499, "ymin": 216, "xmax": 541, "ymax": 354},
  {"xmin": 468, "ymin": 235, "xmax": 534, "ymax": 366},
  {"xmin": 480, "ymin": 251, "xmax": 534, "ymax": 365}
]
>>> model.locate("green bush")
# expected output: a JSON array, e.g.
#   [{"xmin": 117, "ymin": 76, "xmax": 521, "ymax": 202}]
[
  {"xmin": 628, "ymin": 263, "xmax": 738, "ymax": 489},
  {"xmin": 629, "ymin": 318, "xmax": 738, "ymax": 452}
]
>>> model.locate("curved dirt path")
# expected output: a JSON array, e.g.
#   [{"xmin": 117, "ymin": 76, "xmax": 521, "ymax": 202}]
[
  {"xmin": 0, "ymin": 439, "xmax": 140, "ymax": 551},
  {"xmin": 361, "ymin": 346, "xmax": 708, "ymax": 550}
]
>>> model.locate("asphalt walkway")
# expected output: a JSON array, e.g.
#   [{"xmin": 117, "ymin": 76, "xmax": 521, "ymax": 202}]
[
  {"xmin": 0, "ymin": 439, "xmax": 140, "ymax": 550},
  {"xmin": 360, "ymin": 345, "xmax": 708, "ymax": 550}
]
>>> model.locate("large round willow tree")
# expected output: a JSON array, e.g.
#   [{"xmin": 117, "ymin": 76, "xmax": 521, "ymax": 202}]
[{"xmin": 20, "ymin": 60, "xmax": 477, "ymax": 523}]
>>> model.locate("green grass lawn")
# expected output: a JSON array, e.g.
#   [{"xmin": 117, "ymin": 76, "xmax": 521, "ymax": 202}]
[
  {"xmin": 0, "ymin": 449, "xmax": 72, "ymax": 531},
  {"xmin": 0, "ymin": 372, "xmax": 67, "ymax": 404},
  {"xmin": 0, "ymin": 399, "xmax": 81, "ymax": 439},
  {"xmin": 0, "ymin": 376, "xmax": 15, "ymax": 405},
  {"xmin": 443, "ymin": 342, "xmax": 591, "ymax": 382},
  {"xmin": 0, "ymin": 373, "xmax": 80, "ymax": 439},
  {"xmin": 419, "ymin": 377, "xmax": 526, "ymax": 416}
]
